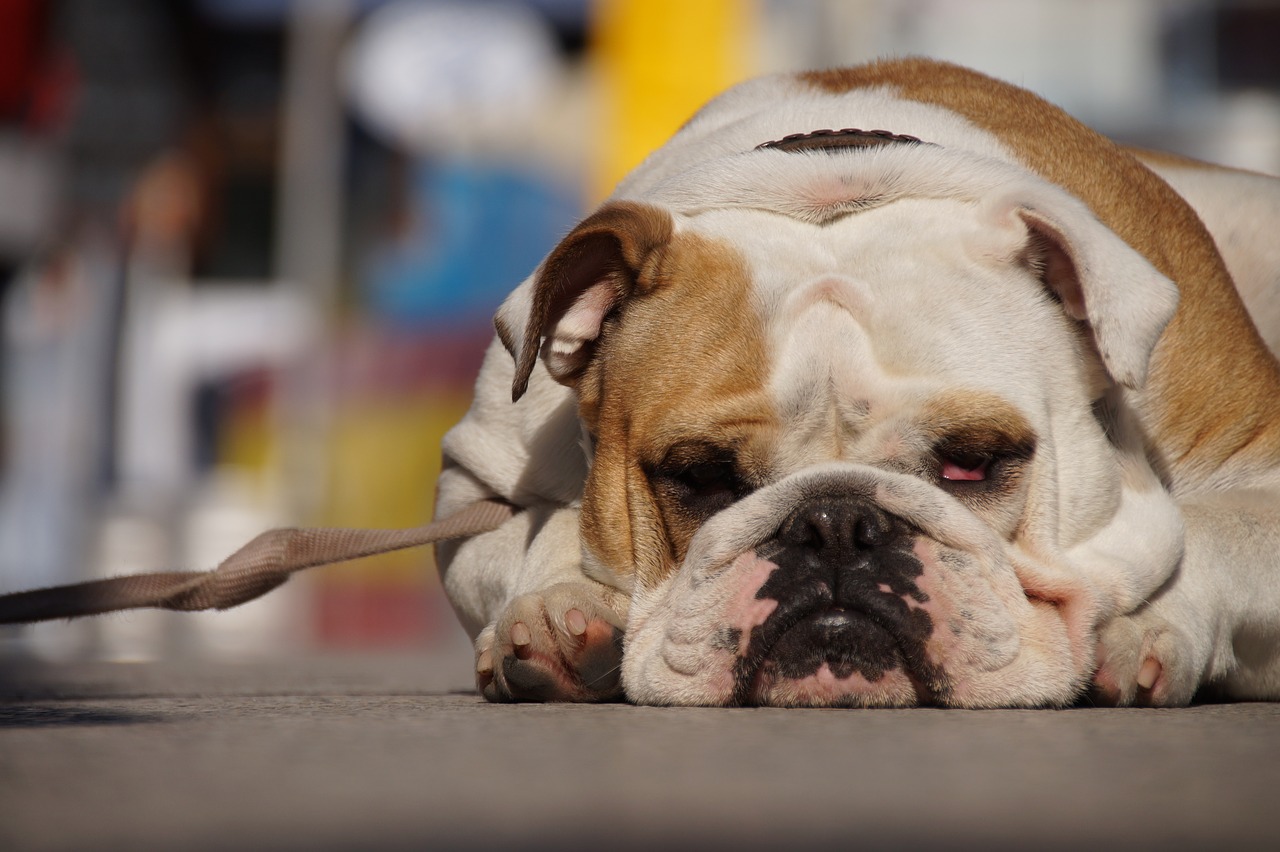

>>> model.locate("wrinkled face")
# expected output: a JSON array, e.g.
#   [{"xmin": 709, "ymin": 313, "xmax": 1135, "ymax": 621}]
[{"xmin": 524, "ymin": 196, "xmax": 1184, "ymax": 707}]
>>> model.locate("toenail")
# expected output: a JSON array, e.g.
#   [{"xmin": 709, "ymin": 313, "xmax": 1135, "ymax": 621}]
[
  {"xmin": 566, "ymin": 609, "xmax": 588, "ymax": 636},
  {"xmin": 477, "ymin": 649, "xmax": 493, "ymax": 674},
  {"xmin": 511, "ymin": 622, "xmax": 531, "ymax": 646},
  {"xmin": 1137, "ymin": 658, "xmax": 1160, "ymax": 690}
]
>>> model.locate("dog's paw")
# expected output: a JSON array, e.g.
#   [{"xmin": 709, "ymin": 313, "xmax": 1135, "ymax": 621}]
[
  {"xmin": 475, "ymin": 582, "xmax": 627, "ymax": 703},
  {"xmin": 1090, "ymin": 610, "xmax": 1202, "ymax": 707}
]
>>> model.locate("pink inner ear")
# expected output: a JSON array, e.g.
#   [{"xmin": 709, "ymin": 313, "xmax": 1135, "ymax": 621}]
[
  {"xmin": 941, "ymin": 459, "xmax": 987, "ymax": 482},
  {"xmin": 543, "ymin": 282, "xmax": 620, "ymax": 383},
  {"xmin": 556, "ymin": 283, "xmax": 617, "ymax": 345},
  {"xmin": 1019, "ymin": 209, "xmax": 1086, "ymax": 320}
]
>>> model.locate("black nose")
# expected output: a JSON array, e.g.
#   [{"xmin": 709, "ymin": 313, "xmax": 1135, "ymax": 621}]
[
  {"xmin": 764, "ymin": 496, "xmax": 915, "ymax": 612},
  {"xmin": 777, "ymin": 497, "xmax": 906, "ymax": 555}
]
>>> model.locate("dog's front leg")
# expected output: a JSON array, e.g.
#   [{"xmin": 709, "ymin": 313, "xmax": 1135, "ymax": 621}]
[
  {"xmin": 1093, "ymin": 487, "xmax": 1280, "ymax": 705},
  {"xmin": 432, "ymin": 336, "xmax": 628, "ymax": 701},
  {"xmin": 435, "ymin": 465, "xmax": 628, "ymax": 702}
]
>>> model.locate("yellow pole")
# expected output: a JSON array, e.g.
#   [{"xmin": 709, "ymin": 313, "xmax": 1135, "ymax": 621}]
[{"xmin": 589, "ymin": 0, "xmax": 758, "ymax": 202}]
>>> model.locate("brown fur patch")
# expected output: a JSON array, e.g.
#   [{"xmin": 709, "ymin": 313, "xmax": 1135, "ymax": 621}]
[
  {"xmin": 920, "ymin": 390, "xmax": 1037, "ymax": 453},
  {"xmin": 579, "ymin": 230, "xmax": 775, "ymax": 589},
  {"xmin": 800, "ymin": 60, "xmax": 1280, "ymax": 488}
]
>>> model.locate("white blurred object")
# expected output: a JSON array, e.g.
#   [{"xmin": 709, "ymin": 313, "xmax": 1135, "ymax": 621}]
[
  {"xmin": 1211, "ymin": 92, "xmax": 1280, "ymax": 176},
  {"xmin": 115, "ymin": 279, "xmax": 320, "ymax": 497},
  {"xmin": 103, "ymin": 264, "xmax": 320, "ymax": 660},
  {"xmin": 817, "ymin": 0, "xmax": 1162, "ymax": 129},
  {"xmin": 0, "ymin": 230, "xmax": 118, "ymax": 605},
  {"xmin": 342, "ymin": 0, "xmax": 560, "ymax": 155}
]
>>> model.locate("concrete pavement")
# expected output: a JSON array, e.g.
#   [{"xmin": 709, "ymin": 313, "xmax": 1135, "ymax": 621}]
[{"xmin": 2, "ymin": 648, "xmax": 1278, "ymax": 851}]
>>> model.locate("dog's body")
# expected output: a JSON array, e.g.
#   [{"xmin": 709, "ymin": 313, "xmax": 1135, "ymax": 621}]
[{"xmin": 435, "ymin": 59, "xmax": 1280, "ymax": 707}]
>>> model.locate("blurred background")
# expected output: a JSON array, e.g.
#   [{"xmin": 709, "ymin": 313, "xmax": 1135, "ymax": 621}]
[{"xmin": 0, "ymin": 0, "xmax": 1276, "ymax": 663}]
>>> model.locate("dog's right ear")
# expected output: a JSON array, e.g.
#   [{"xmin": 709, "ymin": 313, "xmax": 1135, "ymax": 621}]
[{"xmin": 497, "ymin": 201, "xmax": 674, "ymax": 402}]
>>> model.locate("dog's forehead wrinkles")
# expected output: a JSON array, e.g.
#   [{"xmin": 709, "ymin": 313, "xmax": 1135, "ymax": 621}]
[
  {"xmin": 687, "ymin": 200, "xmax": 1082, "ymax": 401},
  {"xmin": 769, "ymin": 301, "xmax": 888, "ymax": 466}
]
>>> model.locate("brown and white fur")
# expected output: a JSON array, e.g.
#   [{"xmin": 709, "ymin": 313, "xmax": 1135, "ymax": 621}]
[{"xmin": 434, "ymin": 59, "xmax": 1280, "ymax": 707}]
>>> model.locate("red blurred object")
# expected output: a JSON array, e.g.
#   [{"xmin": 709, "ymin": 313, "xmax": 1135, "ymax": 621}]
[
  {"xmin": 313, "ymin": 582, "xmax": 453, "ymax": 648},
  {"xmin": 0, "ymin": 0, "xmax": 74, "ymax": 131},
  {"xmin": 0, "ymin": 0, "xmax": 42, "ymax": 118}
]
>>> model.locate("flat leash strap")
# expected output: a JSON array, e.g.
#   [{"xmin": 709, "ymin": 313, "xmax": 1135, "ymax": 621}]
[{"xmin": 0, "ymin": 498, "xmax": 518, "ymax": 625}]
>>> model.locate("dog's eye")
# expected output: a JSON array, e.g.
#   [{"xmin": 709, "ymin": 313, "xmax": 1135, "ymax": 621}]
[
  {"xmin": 651, "ymin": 451, "xmax": 746, "ymax": 518},
  {"xmin": 939, "ymin": 451, "xmax": 991, "ymax": 482},
  {"xmin": 929, "ymin": 419, "xmax": 1036, "ymax": 500},
  {"xmin": 677, "ymin": 461, "xmax": 739, "ymax": 495},
  {"xmin": 672, "ymin": 459, "xmax": 741, "ymax": 517},
  {"xmin": 649, "ymin": 443, "xmax": 752, "ymax": 520}
]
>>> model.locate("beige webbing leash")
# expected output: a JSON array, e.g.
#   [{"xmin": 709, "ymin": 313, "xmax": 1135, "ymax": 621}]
[{"xmin": 0, "ymin": 498, "xmax": 518, "ymax": 625}]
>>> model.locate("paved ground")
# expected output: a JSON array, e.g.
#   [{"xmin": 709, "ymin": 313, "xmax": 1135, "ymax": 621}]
[{"xmin": 2, "ymin": 647, "xmax": 1278, "ymax": 852}]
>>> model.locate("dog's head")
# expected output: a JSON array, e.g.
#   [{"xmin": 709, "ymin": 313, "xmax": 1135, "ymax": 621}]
[{"xmin": 494, "ymin": 142, "xmax": 1183, "ymax": 706}]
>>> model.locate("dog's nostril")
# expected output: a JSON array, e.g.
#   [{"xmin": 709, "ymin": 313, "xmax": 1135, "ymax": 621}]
[
  {"xmin": 855, "ymin": 509, "xmax": 895, "ymax": 549},
  {"xmin": 779, "ymin": 505, "xmax": 834, "ymax": 548},
  {"xmin": 778, "ymin": 499, "xmax": 901, "ymax": 553}
]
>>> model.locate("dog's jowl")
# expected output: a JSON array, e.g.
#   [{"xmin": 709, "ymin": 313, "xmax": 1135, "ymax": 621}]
[{"xmin": 435, "ymin": 58, "xmax": 1280, "ymax": 708}]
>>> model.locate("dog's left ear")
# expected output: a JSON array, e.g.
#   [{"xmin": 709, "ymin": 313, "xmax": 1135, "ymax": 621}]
[
  {"xmin": 976, "ymin": 191, "xmax": 1180, "ymax": 389},
  {"xmin": 498, "ymin": 201, "xmax": 674, "ymax": 402}
]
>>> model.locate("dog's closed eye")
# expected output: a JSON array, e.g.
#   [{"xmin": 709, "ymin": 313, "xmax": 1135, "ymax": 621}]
[
  {"xmin": 677, "ymin": 460, "xmax": 740, "ymax": 495},
  {"xmin": 939, "ymin": 450, "xmax": 991, "ymax": 482},
  {"xmin": 649, "ymin": 445, "xmax": 750, "ymax": 519},
  {"xmin": 932, "ymin": 434, "xmax": 1034, "ymax": 499}
]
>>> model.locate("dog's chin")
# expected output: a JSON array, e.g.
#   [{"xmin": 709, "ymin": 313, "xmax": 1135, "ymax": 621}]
[{"xmin": 736, "ymin": 606, "xmax": 942, "ymax": 707}]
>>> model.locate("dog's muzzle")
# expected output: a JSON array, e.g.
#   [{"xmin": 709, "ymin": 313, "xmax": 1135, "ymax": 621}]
[
  {"xmin": 734, "ymin": 496, "xmax": 942, "ymax": 703},
  {"xmin": 622, "ymin": 464, "xmax": 1024, "ymax": 707}
]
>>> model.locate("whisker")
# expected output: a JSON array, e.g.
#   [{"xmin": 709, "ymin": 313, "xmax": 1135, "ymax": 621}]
[{"xmin": 581, "ymin": 661, "xmax": 623, "ymax": 688}]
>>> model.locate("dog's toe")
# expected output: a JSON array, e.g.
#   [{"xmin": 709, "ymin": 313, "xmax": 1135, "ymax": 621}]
[
  {"xmin": 475, "ymin": 583, "xmax": 626, "ymax": 703},
  {"xmin": 1091, "ymin": 613, "xmax": 1198, "ymax": 707}
]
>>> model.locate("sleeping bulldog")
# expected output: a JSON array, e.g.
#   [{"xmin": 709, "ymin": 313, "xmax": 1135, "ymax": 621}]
[{"xmin": 434, "ymin": 58, "xmax": 1280, "ymax": 707}]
